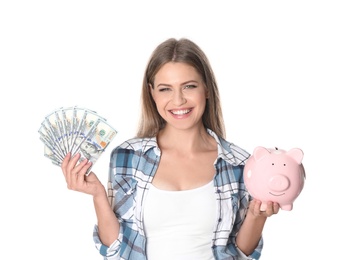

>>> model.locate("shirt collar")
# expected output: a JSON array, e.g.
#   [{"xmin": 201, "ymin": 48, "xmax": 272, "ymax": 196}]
[
  {"xmin": 140, "ymin": 136, "xmax": 159, "ymax": 154},
  {"xmin": 206, "ymin": 129, "xmax": 249, "ymax": 166},
  {"xmin": 139, "ymin": 129, "xmax": 249, "ymax": 166}
]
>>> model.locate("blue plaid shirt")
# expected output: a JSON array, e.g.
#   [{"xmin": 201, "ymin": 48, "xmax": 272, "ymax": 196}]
[{"xmin": 93, "ymin": 129, "xmax": 263, "ymax": 260}]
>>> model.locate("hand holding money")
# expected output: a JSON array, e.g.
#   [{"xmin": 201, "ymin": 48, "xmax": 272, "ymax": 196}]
[{"xmin": 38, "ymin": 106, "xmax": 117, "ymax": 175}]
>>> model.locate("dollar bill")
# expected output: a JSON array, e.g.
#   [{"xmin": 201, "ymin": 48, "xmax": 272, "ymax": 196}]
[
  {"xmin": 38, "ymin": 106, "xmax": 118, "ymax": 175},
  {"xmin": 38, "ymin": 123, "xmax": 65, "ymax": 159}
]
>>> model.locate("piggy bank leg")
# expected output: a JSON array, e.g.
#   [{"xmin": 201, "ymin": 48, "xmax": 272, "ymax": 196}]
[{"xmin": 281, "ymin": 204, "xmax": 293, "ymax": 211}]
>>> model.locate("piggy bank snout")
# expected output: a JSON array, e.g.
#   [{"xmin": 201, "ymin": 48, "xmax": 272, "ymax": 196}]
[{"xmin": 268, "ymin": 174, "xmax": 290, "ymax": 192}]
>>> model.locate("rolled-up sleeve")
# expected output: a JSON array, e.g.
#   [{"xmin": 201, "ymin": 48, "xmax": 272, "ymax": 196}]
[
  {"xmin": 234, "ymin": 239, "xmax": 263, "ymax": 260},
  {"xmin": 93, "ymin": 224, "xmax": 123, "ymax": 259}
]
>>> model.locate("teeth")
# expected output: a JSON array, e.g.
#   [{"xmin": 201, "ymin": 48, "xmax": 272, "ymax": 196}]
[{"xmin": 171, "ymin": 109, "xmax": 190, "ymax": 115}]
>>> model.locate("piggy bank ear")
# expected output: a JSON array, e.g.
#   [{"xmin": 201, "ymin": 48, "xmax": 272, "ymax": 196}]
[
  {"xmin": 253, "ymin": 146, "xmax": 270, "ymax": 161},
  {"xmin": 287, "ymin": 148, "xmax": 304, "ymax": 164}
]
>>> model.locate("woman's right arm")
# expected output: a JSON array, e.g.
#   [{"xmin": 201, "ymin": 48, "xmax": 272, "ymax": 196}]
[
  {"xmin": 61, "ymin": 152, "xmax": 120, "ymax": 246},
  {"xmin": 92, "ymin": 185, "xmax": 120, "ymax": 246}
]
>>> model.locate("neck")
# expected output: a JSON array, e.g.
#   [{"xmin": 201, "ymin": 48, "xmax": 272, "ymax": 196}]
[{"xmin": 157, "ymin": 125, "xmax": 214, "ymax": 153}]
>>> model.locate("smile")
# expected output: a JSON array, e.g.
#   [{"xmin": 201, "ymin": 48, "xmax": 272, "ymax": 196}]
[
  {"xmin": 170, "ymin": 109, "xmax": 191, "ymax": 115},
  {"xmin": 269, "ymin": 192, "xmax": 285, "ymax": 196}
]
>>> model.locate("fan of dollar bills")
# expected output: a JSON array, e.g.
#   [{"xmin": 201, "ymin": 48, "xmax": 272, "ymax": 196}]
[{"xmin": 38, "ymin": 106, "xmax": 117, "ymax": 175}]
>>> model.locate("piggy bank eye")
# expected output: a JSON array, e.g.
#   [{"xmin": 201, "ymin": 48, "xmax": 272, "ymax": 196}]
[{"xmin": 272, "ymin": 163, "xmax": 274, "ymax": 165}]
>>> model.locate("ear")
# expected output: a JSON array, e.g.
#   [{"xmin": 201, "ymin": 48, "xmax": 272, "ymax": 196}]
[
  {"xmin": 205, "ymin": 88, "xmax": 210, "ymax": 99},
  {"xmin": 253, "ymin": 146, "xmax": 270, "ymax": 161},
  {"xmin": 287, "ymin": 148, "xmax": 304, "ymax": 164}
]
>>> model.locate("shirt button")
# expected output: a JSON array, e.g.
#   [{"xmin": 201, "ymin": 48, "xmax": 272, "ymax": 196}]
[{"xmin": 218, "ymin": 218, "xmax": 222, "ymax": 222}]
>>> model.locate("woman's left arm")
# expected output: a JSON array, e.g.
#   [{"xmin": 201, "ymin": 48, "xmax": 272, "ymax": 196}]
[{"xmin": 235, "ymin": 199, "xmax": 280, "ymax": 256}]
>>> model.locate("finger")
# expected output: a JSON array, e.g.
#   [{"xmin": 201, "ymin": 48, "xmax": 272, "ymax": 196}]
[
  {"xmin": 264, "ymin": 201, "xmax": 274, "ymax": 216},
  {"xmin": 76, "ymin": 160, "xmax": 92, "ymax": 191},
  {"xmin": 69, "ymin": 158, "xmax": 90, "ymax": 182},
  {"xmin": 65, "ymin": 153, "xmax": 84, "ymax": 186},
  {"xmin": 264, "ymin": 201, "xmax": 280, "ymax": 216},
  {"xmin": 252, "ymin": 199, "xmax": 264, "ymax": 216},
  {"xmin": 66, "ymin": 159, "xmax": 88, "ymax": 190},
  {"xmin": 67, "ymin": 153, "xmax": 82, "ymax": 174},
  {"xmin": 61, "ymin": 152, "xmax": 72, "ymax": 177},
  {"xmin": 76, "ymin": 160, "xmax": 93, "ymax": 185},
  {"xmin": 67, "ymin": 160, "xmax": 92, "ymax": 192},
  {"xmin": 273, "ymin": 202, "xmax": 280, "ymax": 214}
]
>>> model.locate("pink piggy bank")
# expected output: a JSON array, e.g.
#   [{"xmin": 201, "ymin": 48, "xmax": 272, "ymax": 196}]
[{"xmin": 243, "ymin": 146, "xmax": 305, "ymax": 211}]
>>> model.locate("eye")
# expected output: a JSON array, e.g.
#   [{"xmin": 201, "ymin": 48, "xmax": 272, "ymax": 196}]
[
  {"xmin": 158, "ymin": 87, "xmax": 171, "ymax": 92},
  {"xmin": 184, "ymin": 84, "xmax": 197, "ymax": 89}
]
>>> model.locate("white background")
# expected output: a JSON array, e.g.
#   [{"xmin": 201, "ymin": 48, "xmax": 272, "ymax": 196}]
[{"xmin": 1, "ymin": 1, "xmax": 344, "ymax": 259}]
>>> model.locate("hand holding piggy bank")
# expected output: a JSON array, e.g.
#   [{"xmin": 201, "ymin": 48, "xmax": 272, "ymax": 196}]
[{"xmin": 244, "ymin": 146, "xmax": 305, "ymax": 211}]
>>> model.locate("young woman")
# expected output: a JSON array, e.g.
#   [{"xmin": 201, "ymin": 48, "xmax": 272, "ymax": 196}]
[{"xmin": 61, "ymin": 38, "xmax": 280, "ymax": 260}]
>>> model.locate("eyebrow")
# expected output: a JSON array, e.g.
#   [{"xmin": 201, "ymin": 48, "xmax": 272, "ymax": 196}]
[{"xmin": 156, "ymin": 80, "xmax": 199, "ymax": 88}]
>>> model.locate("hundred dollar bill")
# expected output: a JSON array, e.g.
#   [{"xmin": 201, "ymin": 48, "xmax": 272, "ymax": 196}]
[
  {"xmin": 60, "ymin": 106, "xmax": 73, "ymax": 153},
  {"xmin": 72, "ymin": 117, "xmax": 117, "ymax": 175},
  {"xmin": 54, "ymin": 108, "xmax": 69, "ymax": 156},
  {"xmin": 38, "ymin": 123, "xmax": 65, "ymax": 159},
  {"xmin": 59, "ymin": 106, "xmax": 80, "ymax": 152},
  {"xmin": 43, "ymin": 143, "xmax": 63, "ymax": 166},
  {"xmin": 70, "ymin": 107, "xmax": 88, "ymax": 155},
  {"xmin": 39, "ymin": 106, "xmax": 117, "ymax": 174},
  {"xmin": 44, "ymin": 108, "xmax": 68, "ymax": 156},
  {"xmin": 70, "ymin": 108, "xmax": 107, "ymax": 154}
]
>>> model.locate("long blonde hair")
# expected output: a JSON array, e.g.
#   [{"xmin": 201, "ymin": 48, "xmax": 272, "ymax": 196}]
[{"xmin": 136, "ymin": 38, "xmax": 225, "ymax": 139}]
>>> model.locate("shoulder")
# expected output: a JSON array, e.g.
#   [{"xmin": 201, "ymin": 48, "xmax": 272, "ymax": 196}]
[
  {"xmin": 110, "ymin": 136, "xmax": 158, "ymax": 156},
  {"xmin": 221, "ymin": 139, "xmax": 250, "ymax": 166},
  {"xmin": 109, "ymin": 137, "xmax": 159, "ymax": 175}
]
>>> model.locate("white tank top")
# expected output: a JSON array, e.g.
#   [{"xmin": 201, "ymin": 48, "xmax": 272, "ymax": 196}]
[{"xmin": 143, "ymin": 181, "xmax": 216, "ymax": 260}]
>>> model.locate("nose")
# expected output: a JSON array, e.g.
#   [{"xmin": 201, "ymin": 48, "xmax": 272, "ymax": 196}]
[
  {"xmin": 172, "ymin": 90, "xmax": 186, "ymax": 106},
  {"xmin": 268, "ymin": 174, "xmax": 290, "ymax": 192}
]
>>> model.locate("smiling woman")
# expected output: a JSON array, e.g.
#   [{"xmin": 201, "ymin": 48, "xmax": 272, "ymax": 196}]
[
  {"xmin": 2, "ymin": 0, "xmax": 343, "ymax": 259},
  {"xmin": 60, "ymin": 38, "xmax": 280, "ymax": 260}
]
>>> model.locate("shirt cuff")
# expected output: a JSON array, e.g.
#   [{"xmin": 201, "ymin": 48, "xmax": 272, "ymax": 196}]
[{"xmin": 93, "ymin": 224, "xmax": 123, "ymax": 258}]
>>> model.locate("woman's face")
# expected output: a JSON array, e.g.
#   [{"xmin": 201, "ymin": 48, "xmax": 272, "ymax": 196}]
[{"xmin": 151, "ymin": 62, "xmax": 208, "ymax": 131}]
